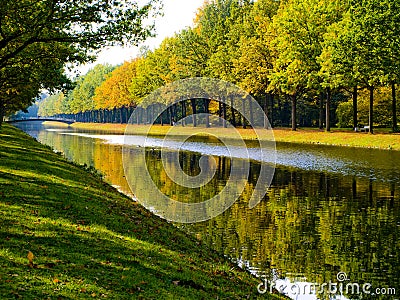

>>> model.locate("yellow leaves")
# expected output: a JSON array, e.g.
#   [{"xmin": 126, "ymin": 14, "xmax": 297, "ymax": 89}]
[
  {"xmin": 5, "ymin": 88, "xmax": 19, "ymax": 95},
  {"xmin": 27, "ymin": 251, "xmax": 62, "ymax": 270},
  {"xmin": 94, "ymin": 59, "xmax": 140, "ymax": 110},
  {"xmin": 27, "ymin": 251, "xmax": 34, "ymax": 267}
]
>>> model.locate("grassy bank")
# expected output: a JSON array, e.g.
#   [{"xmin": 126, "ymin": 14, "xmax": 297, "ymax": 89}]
[
  {"xmin": 0, "ymin": 124, "xmax": 281, "ymax": 299},
  {"xmin": 62, "ymin": 122, "xmax": 400, "ymax": 151}
]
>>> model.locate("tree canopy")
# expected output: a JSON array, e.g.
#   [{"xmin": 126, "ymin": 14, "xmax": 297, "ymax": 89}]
[
  {"xmin": 0, "ymin": 0, "xmax": 160, "ymax": 125},
  {"xmin": 36, "ymin": 0, "xmax": 400, "ymax": 132},
  {"xmin": 94, "ymin": 60, "xmax": 140, "ymax": 109}
]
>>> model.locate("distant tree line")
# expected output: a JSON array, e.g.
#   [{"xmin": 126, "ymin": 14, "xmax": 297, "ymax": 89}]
[{"xmin": 38, "ymin": 0, "xmax": 400, "ymax": 132}]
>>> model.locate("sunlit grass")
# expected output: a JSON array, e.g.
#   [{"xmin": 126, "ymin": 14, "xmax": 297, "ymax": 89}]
[
  {"xmin": 0, "ymin": 124, "xmax": 282, "ymax": 299},
  {"xmin": 42, "ymin": 121, "xmax": 70, "ymax": 128},
  {"xmin": 271, "ymin": 127, "xmax": 400, "ymax": 150}
]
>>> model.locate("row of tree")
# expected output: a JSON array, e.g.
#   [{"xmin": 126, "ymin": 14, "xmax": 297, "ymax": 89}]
[
  {"xmin": 38, "ymin": 0, "xmax": 400, "ymax": 132},
  {"xmin": 0, "ymin": 0, "xmax": 160, "ymax": 127}
]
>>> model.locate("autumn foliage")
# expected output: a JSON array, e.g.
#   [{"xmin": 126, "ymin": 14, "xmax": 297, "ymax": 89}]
[
  {"xmin": 38, "ymin": 0, "xmax": 400, "ymax": 131},
  {"xmin": 94, "ymin": 59, "xmax": 140, "ymax": 109}
]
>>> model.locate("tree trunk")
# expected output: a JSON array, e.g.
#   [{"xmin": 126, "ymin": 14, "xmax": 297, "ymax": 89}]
[
  {"xmin": 160, "ymin": 110, "xmax": 164, "ymax": 126},
  {"xmin": 369, "ymin": 86, "xmax": 374, "ymax": 134},
  {"xmin": 167, "ymin": 106, "xmax": 172, "ymax": 125},
  {"xmin": 159, "ymin": 104, "xmax": 164, "ymax": 126},
  {"xmin": 249, "ymin": 97, "xmax": 254, "ymax": 128},
  {"xmin": 222, "ymin": 102, "xmax": 227, "ymax": 128},
  {"xmin": 218, "ymin": 101, "xmax": 223, "ymax": 126},
  {"xmin": 203, "ymin": 99, "xmax": 210, "ymax": 128},
  {"xmin": 352, "ymin": 86, "xmax": 358, "ymax": 130},
  {"xmin": 319, "ymin": 92, "xmax": 324, "ymax": 129},
  {"xmin": 124, "ymin": 106, "xmax": 128, "ymax": 123},
  {"xmin": 113, "ymin": 108, "xmax": 118, "ymax": 123},
  {"xmin": 230, "ymin": 96, "xmax": 236, "ymax": 127},
  {"xmin": 392, "ymin": 82, "xmax": 398, "ymax": 132},
  {"xmin": 326, "ymin": 87, "xmax": 331, "ymax": 132},
  {"xmin": 181, "ymin": 101, "xmax": 186, "ymax": 126},
  {"xmin": 242, "ymin": 98, "xmax": 246, "ymax": 129},
  {"xmin": 291, "ymin": 94, "xmax": 297, "ymax": 131},
  {"xmin": 0, "ymin": 100, "xmax": 4, "ymax": 127},
  {"xmin": 262, "ymin": 94, "xmax": 268, "ymax": 129},
  {"xmin": 191, "ymin": 99, "xmax": 197, "ymax": 127},
  {"xmin": 173, "ymin": 103, "xmax": 178, "ymax": 124},
  {"xmin": 270, "ymin": 94, "xmax": 274, "ymax": 128}
]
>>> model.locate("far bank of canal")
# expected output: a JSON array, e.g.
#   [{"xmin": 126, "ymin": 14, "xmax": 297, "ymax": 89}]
[{"xmin": 66, "ymin": 122, "xmax": 400, "ymax": 151}]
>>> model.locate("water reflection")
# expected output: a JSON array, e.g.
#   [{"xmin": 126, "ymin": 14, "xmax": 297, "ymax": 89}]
[
  {"xmin": 55, "ymin": 129, "xmax": 400, "ymax": 183},
  {"xmin": 17, "ymin": 124, "xmax": 400, "ymax": 300}
]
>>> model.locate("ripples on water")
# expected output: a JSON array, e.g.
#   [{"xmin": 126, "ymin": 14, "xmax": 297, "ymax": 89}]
[{"xmin": 59, "ymin": 130, "xmax": 400, "ymax": 183}]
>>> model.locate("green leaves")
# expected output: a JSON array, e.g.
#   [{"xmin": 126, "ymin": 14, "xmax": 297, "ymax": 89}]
[
  {"xmin": 94, "ymin": 60, "xmax": 139, "ymax": 110},
  {"xmin": 69, "ymin": 64, "xmax": 115, "ymax": 113},
  {"xmin": 38, "ymin": 93, "xmax": 67, "ymax": 117},
  {"xmin": 0, "ymin": 0, "xmax": 160, "ymax": 119},
  {"xmin": 269, "ymin": 0, "xmax": 345, "ymax": 95}
]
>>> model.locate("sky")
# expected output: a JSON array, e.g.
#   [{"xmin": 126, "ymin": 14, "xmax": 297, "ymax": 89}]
[{"xmin": 77, "ymin": 0, "xmax": 205, "ymax": 75}]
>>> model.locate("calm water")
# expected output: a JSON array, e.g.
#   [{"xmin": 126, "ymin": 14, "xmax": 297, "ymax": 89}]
[{"xmin": 17, "ymin": 123, "xmax": 400, "ymax": 299}]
